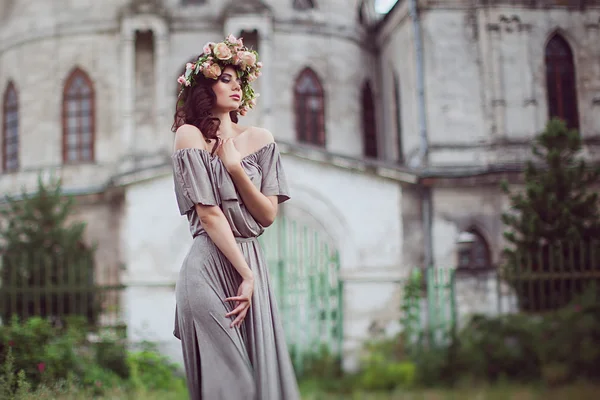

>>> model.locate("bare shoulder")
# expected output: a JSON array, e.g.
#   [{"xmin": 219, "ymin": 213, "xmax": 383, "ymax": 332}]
[
  {"xmin": 174, "ymin": 124, "xmax": 207, "ymax": 151},
  {"xmin": 247, "ymin": 127, "xmax": 275, "ymax": 149}
]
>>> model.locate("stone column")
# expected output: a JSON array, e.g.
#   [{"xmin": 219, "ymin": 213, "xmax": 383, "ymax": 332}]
[
  {"xmin": 154, "ymin": 29, "xmax": 170, "ymax": 152},
  {"xmin": 518, "ymin": 23, "xmax": 536, "ymax": 135},
  {"xmin": 488, "ymin": 24, "xmax": 506, "ymax": 139},
  {"xmin": 258, "ymin": 27, "xmax": 274, "ymax": 132},
  {"xmin": 120, "ymin": 24, "xmax": 136, "ymax": 157}
]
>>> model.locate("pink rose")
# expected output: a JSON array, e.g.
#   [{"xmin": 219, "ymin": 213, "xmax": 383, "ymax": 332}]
[
  {"xmin": 256, "ymin": 61, "xmax": 263, "ymax": 68},
  {"xmin": 227, "ymin": 34, "xmax": 237, "ymax": 43},
  {"xmin": 239, "ymin": 51, "xmax": 256, "ymax": 67},
  {"xmin": 203, "ymin": 63, "xmax": 222, "ymax": 79},
  {"xmin": 213, "ymin": 42, "xmax": 232, "ymax": 60},
  {"xmin": 203, "ymin": 42, "xmax": 215, "ymax": 54},
  {"xmin": 247, "ymin": 73, "xmax": 257, "ymax": 82},
  {"xmin": 177, "ymin": 75, "xmax": 186, "ymax": 85}
]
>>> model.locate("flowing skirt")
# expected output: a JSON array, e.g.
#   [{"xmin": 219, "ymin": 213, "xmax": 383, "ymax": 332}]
[{"xmin": 174, "ymin": 234, "xmax": 300, "ymax": 400}]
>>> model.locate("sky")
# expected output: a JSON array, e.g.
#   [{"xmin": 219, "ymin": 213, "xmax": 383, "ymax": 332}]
[{"xmin": 374, "ymin": 0, "xmax": 398, "ymax": 14}]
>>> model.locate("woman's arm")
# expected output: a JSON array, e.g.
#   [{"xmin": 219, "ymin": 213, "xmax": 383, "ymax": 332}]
[
  {"xmin": 196, "ymin": 205, "xmax": 253, "ymax": 280},
  {"xmin": 228, "ymin": 164, "xmax": 278, "ymax": 227},
  {"xmin": 174, "ymin": 124, "xmax": 253, "ymax": 280},
  {"xmin": 217, "ymin": 131, "xmax": 279, "ymax": 227}
]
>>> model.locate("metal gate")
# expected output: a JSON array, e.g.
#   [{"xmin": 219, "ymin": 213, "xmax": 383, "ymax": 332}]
[{"xmin": 259, "ymin": 215, "xmax": 343, "ymax": 373}]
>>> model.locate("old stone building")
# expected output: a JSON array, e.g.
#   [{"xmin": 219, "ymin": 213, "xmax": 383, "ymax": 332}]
[{"xmin": 1, "ymin": 0, "xmax": 599, "ymax": 368}]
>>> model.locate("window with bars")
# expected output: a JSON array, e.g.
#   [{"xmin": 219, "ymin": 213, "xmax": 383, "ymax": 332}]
[
  {"xmin": 62, "ymin": 68, "xmax": 95, "ymax": 163},
  {"xmin": 545, "ymin": 33, "xmax": 579, "ymax": 130},
  {"xmin": 457, "ymin": 230, "xmax": 492, "ymax": 270},
  {"xmin": 293, "ymin": 0, "xmax": 315, "ymax": 10},
  {"xmin": 2, "ymin": 82, "xmax": 19, "ymax": 172},
  {"xmin": 361, "ymin": 81, "xmax": 377, "ymax": 158},
  {"xmin": 294, "ymin": 68, "xmax": 325, "ymax": 147}
]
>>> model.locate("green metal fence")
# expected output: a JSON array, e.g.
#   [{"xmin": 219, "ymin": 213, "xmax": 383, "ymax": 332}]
[
  {"xmin": 259, "ymin": 215, "xmax": 343, "ymax": 373},
  {"xmin": 425, "ymin": 267, "xmax": 457, "ymax": 347},
  {"xmin": 404, "ymin": 240, "xmax": 600, "ymax": 350},
  {"xmin": 401, "ymin": 268, "xmax": 457, "ymax": 353},
  {"xmin": 498, "ymin": 240, "xmax": 600, "ymax": 313},
  {"xmin": 0, "ymin": 251, "xmax": 125, "ymax": 330}
]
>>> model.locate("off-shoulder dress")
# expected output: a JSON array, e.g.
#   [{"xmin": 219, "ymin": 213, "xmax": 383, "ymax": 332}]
[{"xmin": 171, "ymin": 142, "xmax": 300, "ymax": 400}]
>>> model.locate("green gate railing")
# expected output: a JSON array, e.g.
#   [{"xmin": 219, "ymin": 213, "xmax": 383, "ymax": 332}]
[
  {"xmin": 401, "ymin": 268, "xmax": 457, "ymax": 353},
  {"xmin": 259, "ymin": 215, "xmax": 343, "ymax": 373}
]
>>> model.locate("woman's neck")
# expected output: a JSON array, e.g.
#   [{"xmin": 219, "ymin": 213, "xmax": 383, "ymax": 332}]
[{"xmin": 213, "ymin": 111, "xmax": 237, "ymax": 138}]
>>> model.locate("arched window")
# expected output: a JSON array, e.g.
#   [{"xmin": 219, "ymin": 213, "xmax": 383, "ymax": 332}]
[
  {"xmin": 294, "ymin": 68, "xmax": 325, "ymax": 146},
  {"xmin": 3, "ymin": 82, "xmax": 19, "ymax": 172},
  {"xmin": 457, "ymin": 229, "xmax": 492, "ymax": 270},
  {"xmin": 393, "ymin": 72, "xmax": 403, "ymax": 164},
  {"xmin": 63, "ymin": 68, "xmax": 95, "ymax": 163},
  {"xmin": 293, "ymin": 0, "xmax": 315, "ymax": 10},
  {"xmin": 361, "ymin": 81, "xmax": 377, "ymax": 158},
  {"xmin": 545, "ymin": 33, "xmax": 578, "ymax": 130}
]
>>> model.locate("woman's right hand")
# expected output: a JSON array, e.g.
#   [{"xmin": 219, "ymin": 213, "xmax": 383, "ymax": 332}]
[{"xmin": 225, "ymin": 276, "xmax": 254, "ymax": 328}]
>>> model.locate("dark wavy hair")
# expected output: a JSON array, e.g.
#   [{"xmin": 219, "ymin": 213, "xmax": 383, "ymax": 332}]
[{"xmin": 171, "ymin": 58, "xmax": 240, "ymax": 154}]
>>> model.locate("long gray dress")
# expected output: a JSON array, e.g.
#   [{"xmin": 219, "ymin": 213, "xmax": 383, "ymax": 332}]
[{"xmin": 171, "ymin": 142, "xmax": 300, "ymax": 400}]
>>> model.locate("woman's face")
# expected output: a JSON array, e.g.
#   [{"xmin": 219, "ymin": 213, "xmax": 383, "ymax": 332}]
[{"xmin": 212, "ymin": 66, "xmax": 242, "ymax": 113}]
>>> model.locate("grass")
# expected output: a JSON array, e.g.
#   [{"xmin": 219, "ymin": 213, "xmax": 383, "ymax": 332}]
[
  {"xmin": 300, "ymin": 383, "xmax": 600, "ymax": 400},
  {"xmin": 11, "ymin": 382, "xmax": 600, "ymax": 400}
]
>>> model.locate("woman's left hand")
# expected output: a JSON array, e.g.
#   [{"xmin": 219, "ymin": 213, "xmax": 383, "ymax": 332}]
[{"xmin": 216, "ymin": 138, "xmax": 242, "ymax": 172}]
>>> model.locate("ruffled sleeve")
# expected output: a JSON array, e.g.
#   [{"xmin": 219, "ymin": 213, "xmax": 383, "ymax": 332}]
[
  {"xmin": 172, "ymin": 148, "xmax": 220, "ymax": 215},
  {"xmin": 257, "ymin": 142, "xmax": 291, "ymax": 204}
]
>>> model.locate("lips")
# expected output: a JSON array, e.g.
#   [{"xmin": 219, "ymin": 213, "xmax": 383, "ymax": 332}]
[{"xmin": 230, "ymin": 94, "xmax": 240, "ymax": 101}]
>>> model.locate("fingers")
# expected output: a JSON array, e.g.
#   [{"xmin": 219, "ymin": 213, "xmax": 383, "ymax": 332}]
[
  {"xmin": 225, "ymin": 301, "xmax": 247, "ymax": 318},
  {"xmin": 231, "ymin": 306, "xmax": 249, "ymax": 328},
  {"xmin": 224, "ymin": 296, "xmax": 251, "ymax": 328},
  {"xmin": 214, "ymin": 138, "xmax": 224, "ymax": 155},
  {"xmin": 225, "ymin": 295, "xmax": 247, "ymax": 303}
]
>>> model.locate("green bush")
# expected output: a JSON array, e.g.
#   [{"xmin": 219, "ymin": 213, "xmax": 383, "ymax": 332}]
[
  {"xmin": 354, "ymin": 336, "xmax": 416, "ymax": 391},
  {"xmin": 0, "ymin": 316, "xmax": 91, "ymax": 388},
  {"xmin": 95, "ymin": 339, "xmax": 129, "ymax": 380},
  {"xmin": 453, "ymin": 290, "xmax": 600, "ymax": 386},
  {"xmin": 128, "ymin": 348, "xmax": 185, "ymax": 392},
  {"xmin": 0, "ymin": 317, "xmax": 186, "ymax": 397},
  {"xmin": 455, "ymin": 313, "xmax": 542, "ymax": 383}
]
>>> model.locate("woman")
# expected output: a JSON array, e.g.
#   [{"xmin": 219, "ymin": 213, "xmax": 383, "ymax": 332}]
[{"xmin": 170, "ymin": 35, "xmax": 300, "ymax": 400}]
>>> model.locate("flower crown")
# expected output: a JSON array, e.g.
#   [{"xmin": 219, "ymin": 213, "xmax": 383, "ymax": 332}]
[{"xmin": 177, "ymin": 34, "xmax": 262, "ymax": 116}]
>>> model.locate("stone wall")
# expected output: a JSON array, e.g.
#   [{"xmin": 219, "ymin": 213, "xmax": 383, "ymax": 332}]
[{"xmin": 378, "ymin": 1, "xmax": 600, "ymax": 167}]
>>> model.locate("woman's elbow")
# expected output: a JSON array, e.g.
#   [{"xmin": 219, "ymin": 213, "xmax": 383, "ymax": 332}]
[
  {"xmin": 261, "ymin": 217, "xmax": 275, "ymax": 228},
  {"xmin": 196, "ymin": 204, "xmax": 223, "ymax": 226},
  {"xmin": 260, "ymin": 210, "xmax": 277, "ymax": 227}
]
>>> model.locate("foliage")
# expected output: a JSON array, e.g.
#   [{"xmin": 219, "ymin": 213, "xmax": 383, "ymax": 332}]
[
  {"xmin": 399, "ymin": 270, "xmax": 425, "ymax": 356},
  {"xmin": 0, "ymin": 317, "xmax": 93, "ymax": 391},
  {"xmin": 127, "ymin": 341, "xmax": 185, "ymax": 392},
  {"xmin": 0, "ymin": 317, "xmax": 186, "ymax": 397},
  {"xmin": 501, "ymin": 118, "xmax": 600, "ymax": 311},
  {"xmin": 0, "ymin": 175, "xmax": 99, "ymax": 324},
  {"xmin": 453, "ymin": 287, "xmax": 600, "ymax": 386},
  {"xmin": 356, "ymin": 337, "xmax": 416, "ymax": 391}
]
